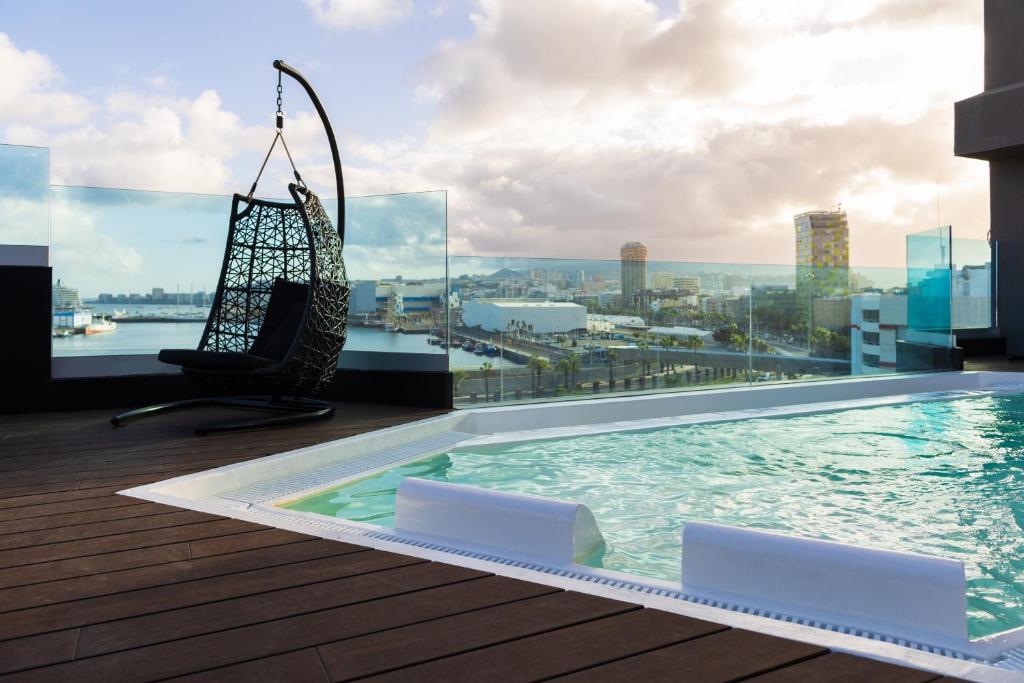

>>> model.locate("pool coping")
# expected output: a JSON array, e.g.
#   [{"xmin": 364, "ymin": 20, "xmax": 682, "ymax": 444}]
[{"xmin": 122, "ymin": 371, "xmax": 1024, "ymax": 683}]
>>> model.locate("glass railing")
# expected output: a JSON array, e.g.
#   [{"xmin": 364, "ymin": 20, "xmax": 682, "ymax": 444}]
[
  {"xmin": 0, "ymin": 143, "xmax": 49, "ymax": 254},
  {"xmin": 5, "ymin": 142, "xmax": 986, "ymax": 392},
  {"xmin": 447, "ymin": 255, "xmax": 956, "ymax": 407},
  {"xmin": 952, "ymin": 236, "xmax": 995, "ymax": 330},
  {"xmin": 48, "ymin": 183, "xmax": 447, "ymax": 371}
]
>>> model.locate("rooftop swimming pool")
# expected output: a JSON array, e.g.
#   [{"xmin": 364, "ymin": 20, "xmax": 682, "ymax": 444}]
[
  {"xmin": 282, "ymin": 391, "xmax": 1024, "ymax": 640},
  {"xmin": 125, "ymin": 372, "xmax": 1024, "ymax": 678}
]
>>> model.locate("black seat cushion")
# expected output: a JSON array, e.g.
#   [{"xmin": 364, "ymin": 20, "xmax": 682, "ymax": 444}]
[
  {"xmin": 250, "ymin": 279, "xmax": 310, "ymax": 360},
  {"xmin": 158, "ymin": 349, "xmax": 275, "ymax": 371}
]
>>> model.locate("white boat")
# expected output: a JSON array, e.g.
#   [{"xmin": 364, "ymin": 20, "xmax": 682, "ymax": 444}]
[{"xmin": 85, "ymin": 318, "xmax": 117, "ymax": 335}]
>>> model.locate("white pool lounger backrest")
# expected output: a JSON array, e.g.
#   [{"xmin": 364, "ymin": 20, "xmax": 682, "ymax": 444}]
[
  {"xmin": 394, "ymin": 478, "xmax": 606, "ymax": 567},
  {"xmin": 681, "ymin": 521, "xmax": 968, "ymax": 650}
]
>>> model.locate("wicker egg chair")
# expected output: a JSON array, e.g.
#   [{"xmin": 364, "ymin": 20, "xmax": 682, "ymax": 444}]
[{"xmin": 112, "ymin": 60, "xmax": 349, "ymax": 434}]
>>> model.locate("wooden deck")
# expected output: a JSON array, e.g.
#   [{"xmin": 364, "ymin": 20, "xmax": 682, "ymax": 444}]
[{"xmin": 0, "ymin": 402, "xmax": 967, "ymax": 682}]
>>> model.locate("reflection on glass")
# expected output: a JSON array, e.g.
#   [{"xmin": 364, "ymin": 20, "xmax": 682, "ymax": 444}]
[
  {"xmin": 49, "ymin": 187, "xmax": 449, "ymax": 364},
  {"xmin": 448, "ymin": 255, "xmax": 959, "ymax": 408},
  {"xmin": 952, "ymin": 237, "xmax": 995, "ymax": 330},
  {"xmin": 0, "ymin": 144, "xmax": 49, "ymax": 247}
]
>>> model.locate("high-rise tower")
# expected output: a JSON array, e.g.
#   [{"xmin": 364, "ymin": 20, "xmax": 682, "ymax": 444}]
[
  {"xmin": 795, "ymin": 210, "xmax": 849, "ymax": 306},
  {"xmin": 620, "ymin": 242, "xmax": 648, "ymax": 310}
]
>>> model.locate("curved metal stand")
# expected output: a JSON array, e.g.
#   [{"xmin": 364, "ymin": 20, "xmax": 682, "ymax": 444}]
[
  {"xmin": 274, "ymin": 59, "xmax": 345, "ymax": 242},
  {"xmin": 111, "ymin": 396, "xmax": 335, "ymax": 435}
]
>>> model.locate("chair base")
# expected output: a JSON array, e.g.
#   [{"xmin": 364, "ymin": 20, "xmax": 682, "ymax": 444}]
[{"xmin": 111, "ymin": 396, "xmax": 335, "ymax": 435}]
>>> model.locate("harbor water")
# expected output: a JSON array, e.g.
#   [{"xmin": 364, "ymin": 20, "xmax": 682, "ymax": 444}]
[{"xmin": 52, "ymin": 306, "xmax": 522, "ymax": 369}]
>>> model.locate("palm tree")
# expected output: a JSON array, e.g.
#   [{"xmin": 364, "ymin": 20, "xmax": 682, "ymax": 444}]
[
  {"xmin": 527, "ymin": 354, "xmax": 549, "ymax": 396},
  {"xmin": 606, "ymin": 349, "xmax": 618, "ymax": 386},
  {"xmin": 660, "ymin": 335, "xmax": 676, "ymax": 372},
  {"xmin": 565, "ymin": 352, "xmax": 582, "ymax": 389},
  {"xmin": 681, "ymin": 334, "xmax": 704, "ymax": 370},
  {"xmin": 451, "ymin": 369, "xmax": 468, "ymax": 397},
  {"xmin": 637, "ymin": 335, "xmax": 652, "ymax": 376},
  {"xmin": 555, "ymin": 358, "xmax": 571, "ymax": 389},
  {"xmin": 480, "ymin": 361, "xmax": 494, "ymax": 401}
]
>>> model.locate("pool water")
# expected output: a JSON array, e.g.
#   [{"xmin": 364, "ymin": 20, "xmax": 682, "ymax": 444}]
[{"xmin": 283, "ymin": 392, "xmax": 1024, "ymax": 639}]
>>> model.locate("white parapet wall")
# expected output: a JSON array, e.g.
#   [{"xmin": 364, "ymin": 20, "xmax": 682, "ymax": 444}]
[
  {"xmin": 681, "ymin": 521, "xmax": 969, "ymax": 651},
  {"xmin": 395, "ymin": 478, "xmax": 605, "ymax": 566}
]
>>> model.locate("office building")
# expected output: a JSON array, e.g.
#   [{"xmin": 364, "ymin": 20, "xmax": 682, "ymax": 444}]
[
  {"xmin": 620, "ymin": 242, "xmax": 648, "ymax": 309},
  {"xmin": 795, "ymin": 210, "xmax": 849, "ymax": 305}
]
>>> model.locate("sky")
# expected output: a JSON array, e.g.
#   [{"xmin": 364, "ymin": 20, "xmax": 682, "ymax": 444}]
[{"xmin": 0, "ymin": 0, "xmax": 990, "ymax": 293}]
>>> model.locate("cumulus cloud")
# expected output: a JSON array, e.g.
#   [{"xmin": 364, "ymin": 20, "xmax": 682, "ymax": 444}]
[
  {"xmin": 386, "ymin": 0, "xmax": 988, "ymax": 267},
  {"xmin": 304, "ymin": 0, "xmax": 413, "ymax": 29},
  {"xmin": 6, "ymin": 89, "xmax": 266, "ymax": 194},
  {"xmin": 0, "ymin": 33, "xmax": 92, "ymax": 126},
  {"xmin": 0, "ymin": 4, "xmax": 993, "ymax": 270},
  {"xmin": 49, "ymin": 198, "xmax": 144, "ymax": 277}
]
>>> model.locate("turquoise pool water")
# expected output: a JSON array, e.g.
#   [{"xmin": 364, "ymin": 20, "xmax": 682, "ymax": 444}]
[{"xmin": 283, "ymin": 392, "xmax": 1024, "ymax": 639}]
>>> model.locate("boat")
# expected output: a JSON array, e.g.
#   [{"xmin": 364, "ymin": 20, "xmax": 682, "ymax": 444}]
[
  {"xmin": 462, "ymin": 341, "xmax": 475, "ymax": 351},
  {"xmin": 485, "ymin": 344, "xmax": 498, "ymax": 357},
  {"xmin": 52, "ymin": 328, "xmax": 73, "ymax": 338},
  {"xmin": 474, "ymin": 343, "xmax": 486, "ymax": 355},
  {"xmin": 85, "ymin": 318, "xmax": 118, "ymax": 335},
  {"xmin": 427, "ymin": 337, "xmax": 440, "ymax": 346}
]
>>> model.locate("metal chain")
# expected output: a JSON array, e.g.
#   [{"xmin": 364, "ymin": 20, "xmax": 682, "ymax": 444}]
[{"xmin": 276, "ymin": 70, "xmax": 284, "ymax": 130}]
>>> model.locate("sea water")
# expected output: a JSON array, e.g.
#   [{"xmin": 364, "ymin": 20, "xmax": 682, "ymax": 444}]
[{"xmin": 284, "ymin": 392, "xmax": 1024, "ymax": 639}]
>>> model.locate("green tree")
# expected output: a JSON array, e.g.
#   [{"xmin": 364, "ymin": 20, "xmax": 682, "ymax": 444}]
[
  {"xmin": 451, "ymin": 369, "xmax": 468, "ymax": 397},
  {"xmin": 565, "ymin": 352, "xmax": 582, "ymax": 389},
  {"xmin": 527, "ymin": 355, "xmax": 550, "ymax": 395},
  {"xmin": 681, "ymin": 334, "xmax": 704, "ymax": 369},
  {"xmin": 637, "ymin": 335, "xmax": 652, "ymax": 375},
  {"xmin": 480, "ymin": 361, "xmax": 494, "ymax": 402}
]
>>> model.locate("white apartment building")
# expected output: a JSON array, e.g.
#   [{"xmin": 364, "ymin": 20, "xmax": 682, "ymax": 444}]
[
  {"xmin": 850, "ymin": 293, "xmax": 905, "ymax": 374},
  {"xmin": 464, "ymin": 299, "xmax": 587, "ymax": 334}
]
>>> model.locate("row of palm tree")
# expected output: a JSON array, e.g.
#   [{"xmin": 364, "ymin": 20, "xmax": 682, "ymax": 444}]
[{"xmin": 457, "ymin": 334, "xmax": 710, "ymax": 401}]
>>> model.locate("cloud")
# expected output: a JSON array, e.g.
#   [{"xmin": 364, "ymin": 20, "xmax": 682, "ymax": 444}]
[
  {"xmin": 382, "ymin": 0, "xmax": 988, "ymax": 267},
  {"xmin": 0, "ymin": 33, "xmax": 93, "ymax": 126},
  {"xmin": 6, "ymin": 89, "xmax": 266, "ymax": 194},
  {"xmin": 304, "ymin": 0, "xmax": 413, "ymax": 29},
  {"xmin": 49, "ymin": 197, "xmax": 144, "ymax": 277},
  {"xmin": 0, "ymin": 4, "xmax": 992, "ymax": 271}
]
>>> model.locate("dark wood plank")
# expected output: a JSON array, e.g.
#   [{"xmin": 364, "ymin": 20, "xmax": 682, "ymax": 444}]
[
  {"xmin": 318, "ymin": 591, "xmax": 640, "ymax": 681},
  {"xmin": 0, "ymin": 575, "xmax": 553, "ymax": 682},
  {"xmin": 550, "ymin": 628, "xmax": 828, "ymax": 682},
  {"xmin": 0, "ymin": 541, "xmax": 363, "ymax": 635},
  {"xmin": 0, "ymin": 517, "xmax": 258, "ymax": 569},
  {"xmin": 0, "ymin": 501, "xmax": 173, "ymax": 534},
  {"xmin": 0, "ymin": 485, "xmax": 128, "ymax": 511},
  {"xmin": 166, "ymin": 649, "xmax": 330, "ymax": 683},
  {"xmin": 0, "ymin": 542, "xmax": 191, "ymax": 591},
  {"xmin": 748, "ymin": 651, "xmax": 941, "ymax": 682},
  {"xmin": 347, "ymin": 607, "xmax": 728, "ymax": 683},
  {"xmin": 0, "ymin": 494, "xmax": 145, "ymax": 523},
  {"xmin": 188, "ymin": 528, "xmax": 310, "ymax": 558},
  {"xmin": 0, "ymin": 509, "xmax": 215, "ymax": 550},
  {"xmin": 0, "ymin": 629, "xmax": 80, "ymax": 677},
  {"xmin": 75, "ymin": 559, "xmax": 475, "ymax": 658}
]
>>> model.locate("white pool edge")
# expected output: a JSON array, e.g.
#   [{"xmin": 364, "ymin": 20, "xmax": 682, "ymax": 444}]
[{"xmin": 122, "ymin": 371, "xmax": 1024, "ymax": 683}]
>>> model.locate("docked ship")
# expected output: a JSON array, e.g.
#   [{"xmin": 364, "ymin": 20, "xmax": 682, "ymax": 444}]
[{"xmin": 85, "ymin": 317, "xmax": 118, "ymax": 335}]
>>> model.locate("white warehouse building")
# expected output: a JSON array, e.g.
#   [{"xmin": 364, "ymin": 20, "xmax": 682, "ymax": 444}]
[{"xmin": 463, "ymin": 299, "xmax": 587, "ymax": 334}]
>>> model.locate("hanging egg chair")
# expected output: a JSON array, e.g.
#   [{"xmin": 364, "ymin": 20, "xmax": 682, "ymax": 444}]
[{"xmin": 112, "ymin": 60, "xmax": 349, "ymax": 434}]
